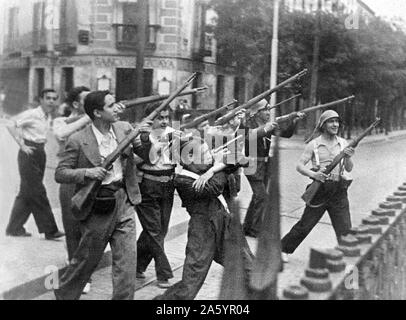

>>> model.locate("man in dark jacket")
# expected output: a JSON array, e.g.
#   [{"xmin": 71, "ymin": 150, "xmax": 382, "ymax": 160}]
[
  {"xmin": 242, "ymin": 99, "xmax": 303, "ymax": 238},
  {"xmin": 155, "ymin": 136, "xmax": 252, "ymax": 300},
  {"xmin": 54, "ymin": 91, "xmax": 142, "ymax": 300}
]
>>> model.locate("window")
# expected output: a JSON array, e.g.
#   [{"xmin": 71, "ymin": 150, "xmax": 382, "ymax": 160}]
[
  {"xmin": 234, "ymin": 77, "xmax": 246, "ymax": 103},
  {"xmin": 7, "ymin": 7, "xmax": 19, "ymax": 49},
  {"xmin": 61, "ymin": 68, "xmax": 74, "ymax": 99},
  {"xmin": 34, "ymin": 68, "xmax": 45, "ymax": 101},
  {"xmin": 58, "ymin": 0, "xmax": 77, "ymax": 49},
  {"xmin": 192, "ymin": 72, "xmax": 203, "ymax": 109},
  {"xmin": 115, "ymin": 0, "xmax": 159, "ymax": 50},
  {"xmin": 33, "ymin": 1, "xmax": 46, "ymax": 51}
]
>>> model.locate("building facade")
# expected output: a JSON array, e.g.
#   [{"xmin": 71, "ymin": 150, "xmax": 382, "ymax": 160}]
[{"xmin": 0, "ymin": 0, "xmax": 250, "ymax": 115}]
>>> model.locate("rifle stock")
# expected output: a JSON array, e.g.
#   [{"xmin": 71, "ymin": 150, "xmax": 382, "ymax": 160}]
[
  {"xmin": 71, "ymin": 73, "xmax": 198, "ymax": 219},
  {"xmin": 301, "ymin": 118, "xmax": 381, "ymax": 206},
  {"xmin": 214, "ymin": 69, "xmax": 308, "ymax": 126}
]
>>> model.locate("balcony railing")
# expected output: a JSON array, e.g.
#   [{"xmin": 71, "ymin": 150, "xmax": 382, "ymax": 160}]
[{"xmin": 113, "ymin": 24, "xmax": 160, "ymax": 51}]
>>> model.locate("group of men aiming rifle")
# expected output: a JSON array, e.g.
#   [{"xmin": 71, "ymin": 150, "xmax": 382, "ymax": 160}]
[{"xmin": 6, "ymin": 68, "xmax": 380, "ymax": 300}]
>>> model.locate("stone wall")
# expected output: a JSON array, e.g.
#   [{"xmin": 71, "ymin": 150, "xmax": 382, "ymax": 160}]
[{"xmin": 282, "ymin": 183, "xmax": 406, "ymax": 300}]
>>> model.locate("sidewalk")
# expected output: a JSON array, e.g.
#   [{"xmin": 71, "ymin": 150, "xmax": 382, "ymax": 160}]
[{"xmin": 2, "ymin": 127, "xmax": 406, "ymax": 300}]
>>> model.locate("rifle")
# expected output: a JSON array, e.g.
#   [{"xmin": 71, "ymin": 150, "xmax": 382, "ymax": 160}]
[
  {"xmin": 273, "ymin": 93, "xmax": 301, "ymax": 109},
  {"xmin": 180, "ymin": 99, "xmax": 238, "ymax": 130},
  {"xmin": 71, "ymin": 73, "xmax": 198, "ymax": 220},
  {"xmin": 275, "ymin": 95, "xmax": 355, "ymax": 124},
  {"xmin": 247, "ymin": 93, "xmax": 302, "ymax": 120},
  {"xmin": 61, "ymin": 87, "xmax": 208, "ymax": 125},
  {"xmin": 214, "ymin": 69, "xmax": 308, "ymax": 126},
  {"xmin": 301, "ymin": 118, "xmax": 381, "ymax": 206},
  {"xmin": 121, "ymin": 86, "xmax": 208, "ymax": 109},
  {"xmin": 212, "ymin": 134, "xmax": 243, "ymax": 154}
]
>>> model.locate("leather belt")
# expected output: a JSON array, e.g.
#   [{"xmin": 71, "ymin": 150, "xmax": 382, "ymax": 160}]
[
  {"xmin": 24, "ymin": 139, "xmax": 45, "ymax": 148},
  {"xmin": 143, "ymin": 173, "xmax": 173, "ymax": 183}
]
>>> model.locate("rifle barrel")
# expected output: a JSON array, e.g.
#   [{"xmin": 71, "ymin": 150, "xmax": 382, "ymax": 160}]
[
  {"xmin": 272, "ymin": 94, "xmax": 301, "ymax": 109},
  {"xmin": 215, "ymin": 69, "xmax": 308, "ymax": 125},
  {"xmin": 122, "ymin": 86, "xmax": 208, "ymax": 108},
  {"xmin": 213, "ymin": 135, "xmax": 243, "ymax": 153},
  {"xmin": 303, "ymin": 95, "xmax": 355, "ymax": 114},
  {"xmin": 181, "ymin": 99, "xmax": 238, "ymax": 129}
]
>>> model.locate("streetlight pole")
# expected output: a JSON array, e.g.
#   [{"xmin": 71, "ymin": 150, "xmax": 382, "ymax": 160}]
[
  {"xmin": 134, "ymin": 0, "xmax": 148, "ymax": 122},
  {"xmin": 270, "ymin": 0, "xmax": 280, "ymax": 121},
  {"xmin": 306, "ymin": 0, "xmax": 322, "ymax": 140}
]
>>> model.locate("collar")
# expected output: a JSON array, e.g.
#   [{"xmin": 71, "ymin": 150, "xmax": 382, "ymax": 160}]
[
  {"xmin": 91, "ymin": 124, "xmax": 117, "ymax": 146},
  {"xmin": 36, "ymin": 106, "xmax": 48, "ymax": 119},
  {"xmin": 316, "ymin": 135, "xmax": 343, "ymax": 147}
]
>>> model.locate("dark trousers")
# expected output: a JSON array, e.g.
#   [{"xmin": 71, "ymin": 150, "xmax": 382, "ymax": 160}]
[
  {"xmin": 243, "ymin": 176, "xmax": 267, "ymax": 237},
  {"xmin": 281, "ymin": 184, "xmax": 352, "ymax": 254},
  {"xmin": 59, "ymin": 183, "xmax": 81, "ymax": 262},
  {"xmin": 157, "ymin": 211, "xmax": 228, "ymax": 300},
  {"xmin": 6, "ymin": 145, "xmax": 58, "ymax": 235},
  {"xmin": 136, "ymin": 178, "xmax": 174, "ymax": 281},
  {"xmin": 54, "ymin": 188, "xmax": 137, "ymax": 300}
]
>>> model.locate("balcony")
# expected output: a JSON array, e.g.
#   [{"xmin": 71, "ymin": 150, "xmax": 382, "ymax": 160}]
[{"xmin": 113, "ymin": 24, "xmax": 160, "ymax": 51}]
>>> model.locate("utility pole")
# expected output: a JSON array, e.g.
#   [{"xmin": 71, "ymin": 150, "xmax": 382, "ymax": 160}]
[
  {"xmin": 270, "ymin": 0, "xmax": 280, "ymax": 121},
  {"xmin": 134, "ymin": 0, "xmax": 148, "ymax": 122},
  {"xmin": 306, "ymin": 0, "xmax": 322, "ymax": 140}
]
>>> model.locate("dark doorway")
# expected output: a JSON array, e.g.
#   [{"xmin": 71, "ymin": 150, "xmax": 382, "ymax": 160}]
[
  {"xmin": 216, "ymin": 75, "xmax": 225, "ymax": 108},
  {"xmin": 116, "ymin": 68, "xmax": 153, "ymax": 121},
  {"xmin": 61, "ymin": 67, "xmax": 74, "ymax": 100},
  {"xmin": 34, "ymin": 68, "xmax": 45, "ymax": 101},
  {"xmin": 234, "ymin": 76, "xmax": 246, "ymax": 103}
]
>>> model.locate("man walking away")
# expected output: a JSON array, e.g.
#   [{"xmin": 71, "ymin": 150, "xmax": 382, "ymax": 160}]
[{"xmin": 6, "ymin": 89, "xmax": 64, "ymax": 240}]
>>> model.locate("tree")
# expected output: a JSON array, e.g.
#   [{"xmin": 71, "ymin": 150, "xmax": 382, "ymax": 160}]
[{"xmin": 210, "ymin": 0, "xmax": 406, "ymax": 132}]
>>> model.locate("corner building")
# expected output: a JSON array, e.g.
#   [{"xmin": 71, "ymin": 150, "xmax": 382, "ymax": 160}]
[{"xmin": 0, "ymin": 0, "xmax": 251, "ymax": 114}]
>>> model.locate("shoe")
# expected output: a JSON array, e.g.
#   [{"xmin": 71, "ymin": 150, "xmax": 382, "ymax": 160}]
[
  {"xmin": 136, "ymin": 272, "xmax": 146, "ymax": 279},
  {"xmin": 45, "ymin": 230, "xmax": 65, "ymax": 240},
  {"xmin": 82, "ymin": 282, "xmax": 91, "ymax": 294},
  {"xmin": 6, "ymin": 230, "xmax": 32, "ymax": 237},
  {"xmin": 157, "ymin": 280, "xmax": 172, "ymax": 289},
  {"xmin": 282, "ymin": 253, "xmax": 290, "ymax": 263}
]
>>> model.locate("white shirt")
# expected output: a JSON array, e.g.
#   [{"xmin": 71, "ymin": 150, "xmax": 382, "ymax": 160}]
[
  {"xmin": 139, "ymin": 126, "xmax": 177, "ymax": 171},
  {"xmin": 13, "ymin": 106, "xmax": 51, "ymax": 144},
  {"xmin": 302, "ymin": 135, "xmax": 350, "ymax": 178},
  {"xmin": 91, "ymin": 124, "xmax": 123, "ymax": 185}
]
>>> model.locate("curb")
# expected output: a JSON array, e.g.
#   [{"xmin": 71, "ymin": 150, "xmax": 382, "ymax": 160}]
[{"xmin": 0, "ymin": 220, "xmax": 189, "ymax": 300}]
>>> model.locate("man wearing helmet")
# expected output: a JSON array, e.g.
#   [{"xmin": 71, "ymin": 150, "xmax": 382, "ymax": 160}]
[{"xmin": 281, "ymin": 110, "xmax": 355, "ymax": 261}]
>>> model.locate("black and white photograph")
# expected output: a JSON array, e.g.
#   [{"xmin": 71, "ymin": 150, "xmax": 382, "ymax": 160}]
[{"xmin": 1, "ymin": 0, "xmax": 406, "ymax": 305}]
